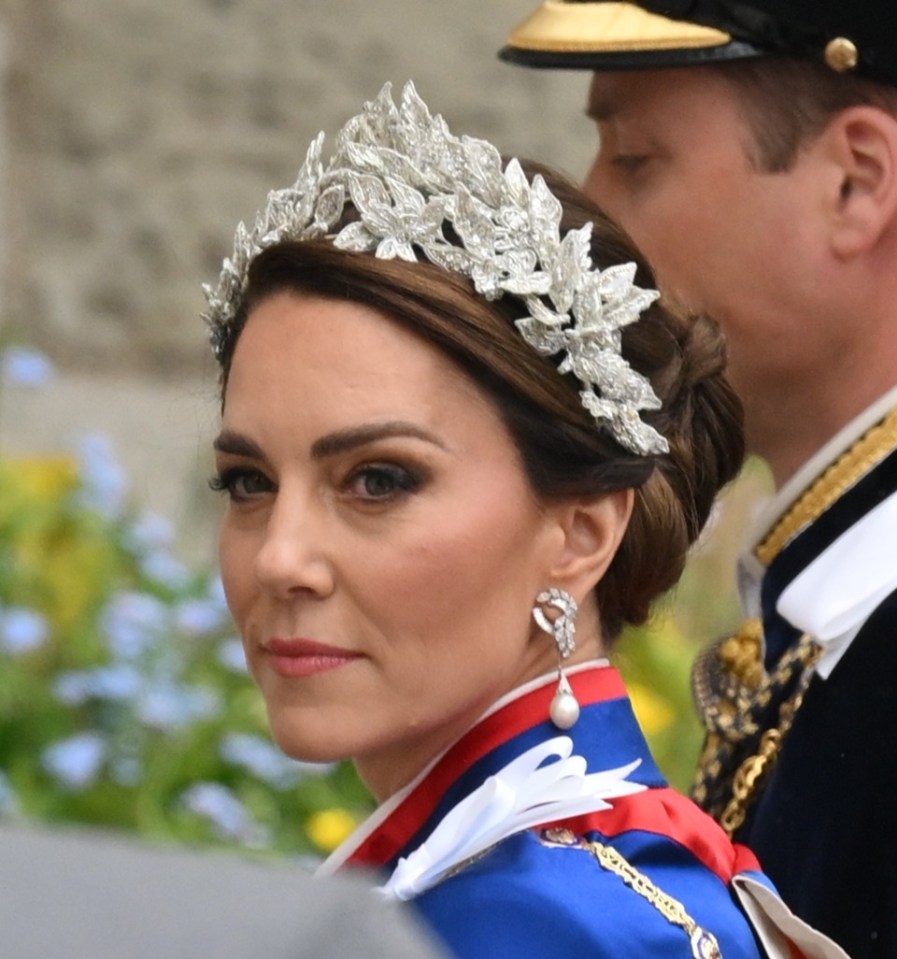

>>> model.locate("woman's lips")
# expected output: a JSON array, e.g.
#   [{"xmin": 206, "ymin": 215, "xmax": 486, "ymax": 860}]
[{"xmin": 261, "ymin": 638, "xmax": 361, "ymax": 678}]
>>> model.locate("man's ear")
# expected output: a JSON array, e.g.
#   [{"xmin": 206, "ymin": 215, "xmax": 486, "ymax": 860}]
[
  {"xmin": 822, "ymin": 105, "xmax": 897, "ymax": 259},
  {"xmin": 542, "ymin": 489, "xmax": 633, "ymax": 598}
]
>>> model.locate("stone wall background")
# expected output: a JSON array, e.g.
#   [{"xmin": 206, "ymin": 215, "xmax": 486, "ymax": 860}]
[
  {"xmin": 0, "ymin": 0, "xmax": 594, "ymax": 372},
  {"xmin": 0, "ymin": 0, "xmax": 598, "ymax": 557}
]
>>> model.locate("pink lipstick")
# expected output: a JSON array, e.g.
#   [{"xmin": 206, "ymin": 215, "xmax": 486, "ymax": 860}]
[{"xmin": 261, "ymin": 638, "xmax": 361, "ymax": 678}]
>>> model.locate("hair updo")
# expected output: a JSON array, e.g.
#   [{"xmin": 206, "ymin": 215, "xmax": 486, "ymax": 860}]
[{"xmin": 216, "ymin": 161, "xmax": 744, "ymax": 640}]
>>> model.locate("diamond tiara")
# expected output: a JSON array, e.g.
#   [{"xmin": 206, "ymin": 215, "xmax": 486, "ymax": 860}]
[{"xmin": 202, "ymin": 81, "xmax": 668, "ymax": 456}]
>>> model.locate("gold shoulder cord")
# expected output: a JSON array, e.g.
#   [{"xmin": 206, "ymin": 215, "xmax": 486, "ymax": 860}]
[
  {"xmin": 692, "ymin": 623, "xmax": 822, "ymax": 829},
  {"xmin": 755, "ymin": 407, "xmax": 897, "ymax": 565},
  {"xmin": 694, "ymin": 406, "xmax": 897, "ymax": 834},
  {"xmin": 716, "ymin": 635, "xmax": 821, "ymax": 836},
  {"xmin": 541, "ymin": 829, "xmax": 722, "ymax": 959}
]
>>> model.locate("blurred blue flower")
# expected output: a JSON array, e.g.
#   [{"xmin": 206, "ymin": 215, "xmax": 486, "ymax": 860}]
[
  {"xmin": 181, "ymin": 782, "xmax": 268, "ymax": 847},
  {"xmin": 41, "ymin": 732, "xmax": 107, "ymax": 791},
  {"xmin": 139, "ymin": 550, "xmax": 190, "ymax": 590},
  {"xmin": 1, "ymin": 345, "xmax": 55, "ymax": 388},
  {"xmin": 136, "ymin": 682, "xmax": 220, "ymax": 731},
  {"xmin": 75, "ymin": 433, "xmax": 127, "ymax": 519},
  {"xmin": 175, "ymin": 596, "xmax": 227, "ymax": 637},
  {"xmin": 52, "ymin": 672, "xmax": 93, "ymax": 705},
  {"xmin": 207, "ymin": 574, "xmax": 228, "ymax": 609},
  {"xmin": 54, "ymin": 664, "xmax": 142, "ymax": 705},
  {"xmin": 111, "ymin": 756, "xmax": 142, "ymax": 787},
  {"xmin": 220, "ymin": 733, "xmax": 304, "ymax": 789},
  {"xmin": 0, "ymin": 769, "xmax": 18, "ymax": 817},
  {"xmin": 217, "ymin": 637, "xmax": 248, "ymax": 674},
  {"xmin": 90, "ymin": 664, "xmax": 143, "ymax": 700},
  {"xmin": 0, "ymin": 607, "xmax": 50, "ymax": 655},
  {"xmin": 100, "ymin": 591, "xmax": 168, "ymax": 660},
  {"xmin": 123, "ymin": 511, "xmax": 175, "ymax": 556}
]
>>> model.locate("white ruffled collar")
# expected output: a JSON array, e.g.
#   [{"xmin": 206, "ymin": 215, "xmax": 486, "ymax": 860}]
[
  {"xmin": 377, "ymin": 735, "xmax": 643, "ymax": 900},
  {"xmin": 317, "ymin": 661, "xmax": 615, "ymax": 878}
]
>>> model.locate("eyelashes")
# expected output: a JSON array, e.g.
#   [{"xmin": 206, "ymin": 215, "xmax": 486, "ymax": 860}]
[
  {"xmin": 209, "ymin": 466, "xmax": 273, "ymax": 501},
  {"xmin": 210, "ymin": 462, "xmax": 425, "ymax": 505},
  {"xmin": 344, "ymin": 463, "xmax": 423, "ymax": 500}
]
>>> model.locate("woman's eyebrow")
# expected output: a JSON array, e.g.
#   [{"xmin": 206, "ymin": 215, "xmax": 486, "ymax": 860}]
[
  {"xmin": 310, "ymin": 421, "xmax": 445, "ymax": 459},
  {"xmin": 212, "ymin": 430, "xmax": 264, "ymax": 458},
  {"xmin": 213, "ymin": 422, "xmax": 446, "ymax": 461}
]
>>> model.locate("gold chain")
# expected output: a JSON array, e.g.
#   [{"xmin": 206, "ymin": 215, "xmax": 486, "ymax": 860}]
[
  {"xmin": 718, "ymin": 638, "xmax": 821, "ymax": 837},
  {"xmin": 541, "ymin": 829, "xmax": 722, "ymax": 959},
  {"xmin": 756, "ymin": 407, "xmax": 897, "ymax": 566}
]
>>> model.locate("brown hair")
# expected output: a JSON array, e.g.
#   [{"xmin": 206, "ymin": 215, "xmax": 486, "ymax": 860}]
[
  {"xmin": 716, "ymin": 58, "xmax": 897, "ymax": 172},
  {"xmin": 216, "ymin": 163, "xmax": 744, "ymax": 639}
]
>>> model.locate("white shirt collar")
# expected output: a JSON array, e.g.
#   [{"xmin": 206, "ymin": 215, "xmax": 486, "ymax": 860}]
[
  {"xmin": 738, "ymin": 385, "xmax": 897, "ymax": 674},
  {"xmin": 776, "ymin": 488, "xmax": 897, "ymax": 677}
]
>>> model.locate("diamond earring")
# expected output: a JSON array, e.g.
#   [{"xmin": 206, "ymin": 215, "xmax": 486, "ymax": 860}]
[{"xmin": 532, "ymin": 588, "xmax": 580, "ymax": 730}]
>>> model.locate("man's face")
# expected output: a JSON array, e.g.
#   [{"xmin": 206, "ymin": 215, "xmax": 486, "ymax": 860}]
[{"xmin": 582, "ymin": 67, "xmax": 829, "ymax": 438}]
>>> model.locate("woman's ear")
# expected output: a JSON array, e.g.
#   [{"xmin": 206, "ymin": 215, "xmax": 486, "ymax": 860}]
[
  {"xmin": 543, "ymin": 489, "xmax": 633, "ymax": 598},
  {"xmin": 821, "ymin": 105, "xmax": 897, "ymax": 259}
]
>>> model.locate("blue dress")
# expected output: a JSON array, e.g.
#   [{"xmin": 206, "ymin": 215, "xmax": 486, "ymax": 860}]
[{"xmin": 320, "ymin": 664, "xmax": 843, "ymax": 959}]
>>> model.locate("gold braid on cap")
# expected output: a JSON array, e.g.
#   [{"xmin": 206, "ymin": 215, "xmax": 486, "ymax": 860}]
[{"xmin": 202, "ymin": 82, "xmax": 668, "ymax": 457}]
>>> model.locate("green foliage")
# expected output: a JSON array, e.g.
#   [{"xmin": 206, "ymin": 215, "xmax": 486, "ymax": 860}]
[
  {"xmin": 0, "ymin": 449, "xmax": 372, "ymax": 857},
  {"xmin": 614, "ymin": 615, "xmax": 704, "ymax": 793}
]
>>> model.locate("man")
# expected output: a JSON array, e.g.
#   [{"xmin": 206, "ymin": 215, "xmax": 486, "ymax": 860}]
[{"xmin": 500, "ymin": 3, "xmax": 897, "ymax": 956}]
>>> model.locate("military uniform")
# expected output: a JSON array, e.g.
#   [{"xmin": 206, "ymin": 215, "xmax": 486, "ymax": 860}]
[
  {"xmin": 499, "ymin": 3, "xmax": 897, "ymax": 955},
  {"xmin": 692, "ymin": 391, "xmax": 897, "ymax": 958},
  {"xmin": 320, "ymin": 665, "xmax": 843, "ymax": 958}
]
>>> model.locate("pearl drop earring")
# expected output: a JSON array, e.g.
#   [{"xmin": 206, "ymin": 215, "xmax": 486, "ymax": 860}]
[{"xmin": 532, "ymin": 588, "xmax": 580, "ymax": 730}]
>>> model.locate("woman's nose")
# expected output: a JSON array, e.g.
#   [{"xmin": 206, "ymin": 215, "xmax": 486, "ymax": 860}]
[{"xmin": 252, "ymin": 497, "xmax": 335, "ymax": 599}]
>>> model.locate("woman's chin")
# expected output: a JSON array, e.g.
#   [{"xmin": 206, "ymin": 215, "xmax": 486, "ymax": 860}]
[{"xmin": 267, "ymin": 725, "xmax": 348, "ymax": 765}]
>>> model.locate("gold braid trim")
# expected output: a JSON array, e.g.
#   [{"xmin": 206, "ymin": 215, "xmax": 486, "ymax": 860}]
[
  {"xmin": 717, "ymin": 636, "xmax": 821, "ymax": 837},
  {"xmin": 691, "ymin": 630, "xmax": 820, "ymax": 826},
  {"xmin": 755, "ymin": 407, "xmax": 897, "ymax": 566},
  {"xmin": 540, "ymin": 829, "xmax": 722, "ymax": 959}
]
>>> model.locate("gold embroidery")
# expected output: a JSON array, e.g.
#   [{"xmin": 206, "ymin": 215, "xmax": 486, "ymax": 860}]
[
  {"xmin": 691, "ymin": 619, "xmax": 766, "ymax": 750},
  {"xmin": 716, "ymin": 619, "xmax": 764, "ymax": 690},
  {"xmin": 718, "ymin": 638, "xmax": 820, "ymax": 836},
  {"xmin": 755, "ymin": 407, "xmax": 897, "ymax": 566},
  {"xmin": 540, "ymin": 829, "xmax": 723, "ymax": 959},
  {"xmin": 692, "ymin": 630, "xmax": 820, "ymax": 830}
]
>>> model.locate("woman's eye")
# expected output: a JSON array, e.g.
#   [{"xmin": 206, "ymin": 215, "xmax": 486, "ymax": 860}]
[
  {"xmin": 209, "ymin": 467, "xmax": 274, "ymax": 501},
  {"xmin": 345, "ymin": 464, "xmax": 421, "ymax": 501}
]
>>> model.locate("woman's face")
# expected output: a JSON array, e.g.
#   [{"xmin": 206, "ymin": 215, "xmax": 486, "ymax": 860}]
[{"xmin": 215, "ymin": 291, "xmax": 571, "ymax": 799}]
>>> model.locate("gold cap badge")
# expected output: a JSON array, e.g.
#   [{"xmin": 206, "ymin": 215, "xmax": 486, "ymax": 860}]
[{"xmin": 824, "ymin": 36, "xmax": 859, "ymax": 73}]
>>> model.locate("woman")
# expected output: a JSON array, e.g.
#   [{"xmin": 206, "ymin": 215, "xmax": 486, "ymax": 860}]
[{"xmin": 203, "ymin": 83, "xmax": 844, "ymax": 959}]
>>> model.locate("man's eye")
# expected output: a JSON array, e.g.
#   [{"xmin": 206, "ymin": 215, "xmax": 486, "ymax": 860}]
[
  {"xmin": 209, "ymin": 467, "xmax": 274, "ymax": 501},
  {"xmin": 611, "ymin": 154, "xmax": 651, "ymax": 175},
  {"xmin": 346, "ymin": 464, "xmax": 421, "ymax": 501}
]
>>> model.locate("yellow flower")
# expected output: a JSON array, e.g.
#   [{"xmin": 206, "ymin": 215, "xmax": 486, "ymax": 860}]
[
  {"xmin": 627, "ymin": 681, "xmax": 675, "ymax": 737},
  {"xmin": 306, "ymin": 807, "xmax": 358, "ymax": 853},
  {"xmin": 0, "ymin": 455, "xmax": 78, "ymax": 511}
]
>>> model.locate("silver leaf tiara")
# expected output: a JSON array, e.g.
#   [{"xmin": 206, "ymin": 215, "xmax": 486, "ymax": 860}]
[{"xmin": 202, "ymin": 81, "xmax": 668, "ymax": 456}]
